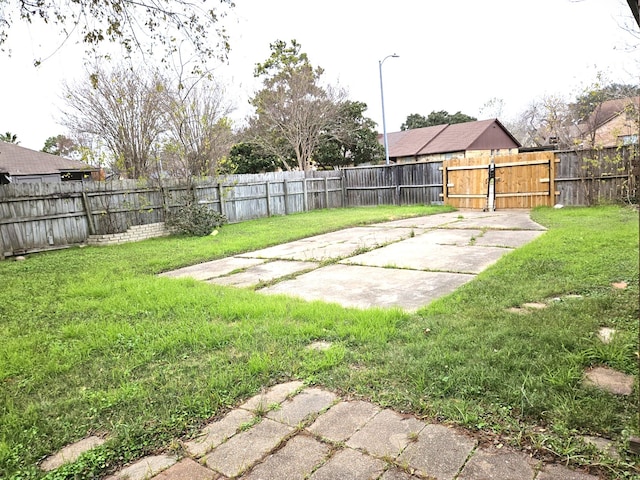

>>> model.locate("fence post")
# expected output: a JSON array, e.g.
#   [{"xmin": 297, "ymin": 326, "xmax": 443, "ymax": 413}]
[
  {"xmin": 395, "ymin": 164, "xmax": 401, "ymax": 205},
  {"xmin": 303, "ymin": 178, "xmax": 308, "ymax": 211},
  {"xmin": 265, "ymin": 181, "xmax": 272, "ymax": 216},
  {"xmin": 283, "ymin": 180, "xmax": 289, "ymax": 215},
  {"xmin": 341, "ymin": 171, "xmax": 347, "ymax": 207},
  {"xmin": 324, "ymin": 177, "xmax": 329, "ymax": 208},
  {"xmin": 218, "ymin": 183, "xmax": 226, "ymax": 218},
  {"xmin": 81, "ymin": 191, "xmax": 96, "ymax": 235}
]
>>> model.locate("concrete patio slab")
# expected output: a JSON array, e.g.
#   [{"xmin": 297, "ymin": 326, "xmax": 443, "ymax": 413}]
[
  {"xmin": 474, "ymin": 229, "xmax": 545, "ymax": 248},
  {"xmin": 160, "ymin": 257, "xmax": 266, "ymax": 281},
  {"xmin": 161, "ymin": 210, "xmax": 547, "ymax": 312},
  {"xmin": 208, "ymin": 260, "xmax": 318, "ymax": 288},
  {"xmin": 343, "ymin": 240, "xmax": 509, "ymax": 275},
  {"xmin": 240, "ymin": 226, "xmax": 416, "ymax": 262},
  {"xmin": 447, "ymin": 211, "xmax": 547, "ymax": 231},
  {"xmin": 260, "ymin": 264, "xmax": 474, "ymax": 311}
]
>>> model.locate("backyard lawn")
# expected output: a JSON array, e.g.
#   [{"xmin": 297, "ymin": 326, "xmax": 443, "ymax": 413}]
[{"xmin": 0, "ymin": 204, "xmax": 638, "ymax": 479}]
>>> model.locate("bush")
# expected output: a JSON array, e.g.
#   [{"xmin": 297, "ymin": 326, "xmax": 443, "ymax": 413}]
[{"xmin": 166, "ymin": 202, "xmax": 227, "ymax": 236}]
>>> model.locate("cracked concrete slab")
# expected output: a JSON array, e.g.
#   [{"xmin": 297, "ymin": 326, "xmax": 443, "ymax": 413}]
[
  {"xmin": 160, "ymin": 257, "xmax": 266, "ymax": 281},
  {"xmin": 260, "ymin": 264, "xmax": 474, "ymax": 311},
  {"xmin": 343, "ymin": 240, "xmax": 509, "ymax": 274},
  {"xmin": 208, "ymin": 260, "xmax": 318, "ymax": 288}
]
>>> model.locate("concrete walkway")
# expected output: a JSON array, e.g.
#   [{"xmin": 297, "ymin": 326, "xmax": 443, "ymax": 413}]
[
  {"xmin": 162, "ymin": 210, "xmax": 547, "ymax": 311},
  {"xmin": 100, "ymin": 381, "xmax": 600, "ymax": 480}
]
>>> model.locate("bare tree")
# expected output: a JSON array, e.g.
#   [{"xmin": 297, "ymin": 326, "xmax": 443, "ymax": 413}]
[
  {"xmin": 510, "ymin": 95, "xmax": 576, "ymax": 148},
  {"xmin": 161, "ymin": 79, "xmax": 235, "ymax": 178},
  {"xmin": 61, "ymin": 64, "xmax": 168, "ymax": 178},
  {"xmin": 248, "ymin": 40, "xmax": 347, "ymax": 171}
]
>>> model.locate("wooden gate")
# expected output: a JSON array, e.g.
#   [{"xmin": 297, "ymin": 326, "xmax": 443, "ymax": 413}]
[{"xmin": 442, "ymin": 152, "xmax": 556, "ymax": 209}]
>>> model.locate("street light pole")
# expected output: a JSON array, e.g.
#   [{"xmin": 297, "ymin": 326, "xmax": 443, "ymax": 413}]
[{"xmin": 379, "ymin": 53, "xmax": 399, "ymax": 166}]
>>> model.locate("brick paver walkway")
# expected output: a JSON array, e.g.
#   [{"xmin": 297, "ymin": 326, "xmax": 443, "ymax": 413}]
[{"xmin": 100, "ymin": 381, "xmax": 600, "ymax": 480}]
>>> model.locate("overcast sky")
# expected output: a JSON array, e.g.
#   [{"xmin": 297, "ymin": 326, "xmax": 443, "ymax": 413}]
[{"xmin": 1, "ymin": 0, "xmax": 638, "ymax": 151}]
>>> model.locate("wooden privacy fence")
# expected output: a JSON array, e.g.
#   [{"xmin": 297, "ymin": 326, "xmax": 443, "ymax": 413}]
[
  {"xmin": 0, "ymin": 146, "xmax": 635, "ymax": 258},
  {"xmin": 0, "ymin": 171, "xmax": 343, "ymax": 258}
]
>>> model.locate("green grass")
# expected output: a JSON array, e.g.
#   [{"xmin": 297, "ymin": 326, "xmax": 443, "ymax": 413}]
[{"xmin": 1, "ymin": 204, "xmax": 638, "ymax": 479}]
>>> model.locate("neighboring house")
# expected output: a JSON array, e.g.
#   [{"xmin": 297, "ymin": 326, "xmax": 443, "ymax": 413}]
[
  {"xmin": 575, "ymin": 96, "xmax": 639, "ymax": 149},
  {"xmin": 0, "ymin": 141, "xmax": 97, "ymax": 184},
  {"xmin": 381, "ymin": 118, "xmax": 520, "ymax": 163}
]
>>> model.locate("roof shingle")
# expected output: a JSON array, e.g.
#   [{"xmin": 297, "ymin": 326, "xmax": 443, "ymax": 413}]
[{"xmin": 0, "ymin": 141, "xmax": 95, "ymax": 176}]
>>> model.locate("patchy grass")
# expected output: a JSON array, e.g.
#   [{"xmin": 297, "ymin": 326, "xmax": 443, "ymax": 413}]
[{"xmin": 1, "ymin": 204, "xmax": 638, "ymax": 479}]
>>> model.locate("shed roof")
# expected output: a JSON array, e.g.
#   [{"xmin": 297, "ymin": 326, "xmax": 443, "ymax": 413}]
[
  {"xmin": 0, "ymin": 141, "xmax": 95, "ymax": 176},
  {"xmin": 384, "ymin": 125, "xmax": 448, "ymax": 157},
  {"xmin": 384, "ymin": 119, "xmax": 520, "ymax": 158}
]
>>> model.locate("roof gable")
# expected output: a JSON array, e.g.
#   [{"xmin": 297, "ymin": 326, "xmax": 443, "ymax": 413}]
[
  {"xmin": 384, "ymin": 119, "xmax": 520, "ymax": 158},
  {"xmin": 0, "ymin": 141, "xmax": 95, "ymax": 176},
  {"xmin": 384, "ymin": 125, "xmax": 448, "ymax": 158}
]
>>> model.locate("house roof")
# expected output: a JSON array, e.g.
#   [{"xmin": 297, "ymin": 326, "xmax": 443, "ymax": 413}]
[
  {"xmin": 585, "ymin": 96, "xmax": 640, "ymax": 130},
  {"xmin": 0, "ymin": 141, "xmax": 95, "ymax": 176},
  {"xmin": 383, "ymin": 125, "xmax": 449, "ymax": 157},
  {"xmin": 384, "ymin": 119, "xmax": 520, "ymax": 158}
]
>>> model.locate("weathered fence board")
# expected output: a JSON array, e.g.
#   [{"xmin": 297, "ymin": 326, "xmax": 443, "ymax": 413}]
[
  {"xmin": 342, "ymin": 162, "xmax": 443, "ymax": 206},
  {"xmin": 555, "ymin": 147, "xmax": 636, "ymax": 206}
]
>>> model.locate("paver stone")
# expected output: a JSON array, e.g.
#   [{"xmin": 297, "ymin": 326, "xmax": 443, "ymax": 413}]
[
  {"xmin": 240, "ymin": 380, "xmax": 304, "ymax": 412},
  {"xmin": 309, "ymin": 448, "xmax": 385, "ymax": 480},
  {"xmin": 346, "ymin": 409, "xmax": 426, "ymax": 459},
  {"xmin": 204, "ymin": 418, "xmax": 293, "ymax": 478},
  {"xmin": 307, "ymin": 400, "xmax": 380, "ymax": 442},
  {"xmin": 243, "ymin": 434, "xmax": 329, "ymax": 480},
  {"xmin": 457, "ymin": 448, "xmax": 535, "ymax": 480},
  {"xmin": 266, "ymin": 387, "xmax": 337, "ymax": 426},
  {"xmin": 106, "ymin": 454, "xmax": 178, "ymax": 480},
  {"xmin": 40, "ymin": 436, "xmax": 105, "ymax": 471},
  {"xmin": 536, "ymin": 464, "xmax": 600, "ymax": 480},
  {"xmin": 583, "ymin": 366, "xmax": 634, "ymax": 395},
  {"xmin": 380, "ymin": 467, "xmax": 419, "ymax": 479},
  {"xmin": 150, "ymin": 458, "xmax": 216, "ymax": 480},
  {"xmin": 398, "ymin": 424, "xmax": 476, "ymax": 480},
  {"xmin": 183, "ymin": 408, "xmax": 254, "ymax": 457}
]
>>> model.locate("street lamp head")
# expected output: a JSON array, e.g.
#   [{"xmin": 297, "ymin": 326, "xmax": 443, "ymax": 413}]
[{"xmin": 380, "ymin": 53, "xmax": 400, "ymax": 65}]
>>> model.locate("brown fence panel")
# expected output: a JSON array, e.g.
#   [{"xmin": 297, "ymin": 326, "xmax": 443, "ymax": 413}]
[
  {"xmin": 555, "ymin": 147, "xmax": 636, "ymax": 206},
  {"xmin": 342, "ymin": 162, "xmax": 443, "ymax": 206}
]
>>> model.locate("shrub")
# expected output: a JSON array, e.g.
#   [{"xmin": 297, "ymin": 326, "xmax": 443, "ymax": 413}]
[{"xmin": 166, "ymin": 202, "xmax": 227, "ymax": 236}]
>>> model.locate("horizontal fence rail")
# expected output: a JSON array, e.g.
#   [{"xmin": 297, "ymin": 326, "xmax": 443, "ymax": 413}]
[{"xmin": 0, "ymin": 147, "xmax": 636, "ymax": 258}]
